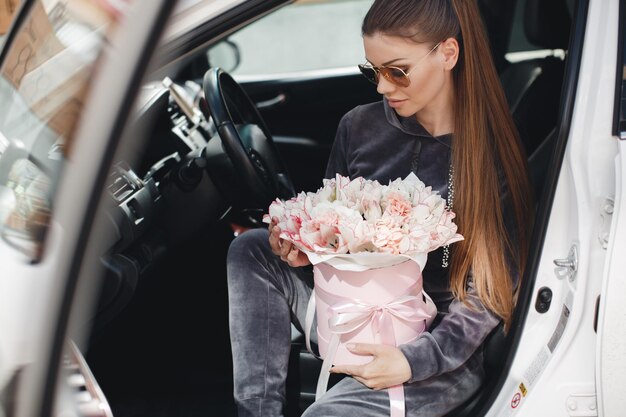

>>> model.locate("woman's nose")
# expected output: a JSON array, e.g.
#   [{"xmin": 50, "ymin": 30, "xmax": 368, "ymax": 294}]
[{"xmin": 376, "ymin": 75, "xmax": 395, "ymax": 95}]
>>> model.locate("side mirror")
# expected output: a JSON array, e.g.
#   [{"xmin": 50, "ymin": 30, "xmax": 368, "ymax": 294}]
[{"xmin": 207, "ymin": 39, "xmax": 241, "ymax": 73}]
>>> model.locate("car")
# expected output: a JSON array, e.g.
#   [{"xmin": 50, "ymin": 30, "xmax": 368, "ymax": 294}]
[{"xmin": 0, "ymin": 0, "xmax": 624, "ymax": 416}]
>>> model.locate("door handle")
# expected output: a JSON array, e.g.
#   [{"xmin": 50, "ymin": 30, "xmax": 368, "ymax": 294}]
[{"xmin": 256, "ymin": 93, "xmax": 287, "ymax": 109}]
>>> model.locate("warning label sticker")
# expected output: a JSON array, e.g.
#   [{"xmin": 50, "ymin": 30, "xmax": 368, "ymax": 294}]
[
  {"xmin": 519, "ymin": 382, "xmax": 528, "ymax": 397},
  {"xmin": 548, "ymin": 304, "xmax": 570, "ymax": 352},
  {"xmin": 511, "ymin": 392, "xmax": 522, "ymax": 409},
  {"xmin": 523, "ymin": 347, "xmax": 550, "ymax": 386}
]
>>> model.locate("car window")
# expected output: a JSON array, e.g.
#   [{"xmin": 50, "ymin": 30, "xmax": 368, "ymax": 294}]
[
  {"xmin": 208, "ymin": 0, "xmax": 374, "ymax": 76},
  {"xmin": 0, "ymin": 0, "xmax": 121, "ymax": 262}
]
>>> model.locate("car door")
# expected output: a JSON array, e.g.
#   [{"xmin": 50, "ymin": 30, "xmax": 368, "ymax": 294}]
[
  {"xmin": 196, "ymin": 0, "xmax": 380, "ymax": 193},
  {"xmin": 481, "ymin": 0, "xmax": 623, "ymax": 415},
  {"xmin": 595, "ymin": 0, "xmax": 626, "ymax": 415},
  {"xmin": 0, "ymin": 1, "xmax": 173, "ymax": 416}
]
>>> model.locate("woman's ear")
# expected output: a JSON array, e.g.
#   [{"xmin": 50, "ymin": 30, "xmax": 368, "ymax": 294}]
[{"xmin": 440, "ymin": 37, "xmax": 459, "ymax": 71}]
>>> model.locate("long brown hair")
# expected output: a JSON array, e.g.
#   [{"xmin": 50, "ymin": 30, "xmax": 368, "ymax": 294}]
[{"xmin": 363, "ymin": 0, "xmax": 533, "ymax": 328}]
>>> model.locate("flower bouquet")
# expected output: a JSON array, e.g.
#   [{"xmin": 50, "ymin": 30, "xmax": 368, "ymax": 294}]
[{"xmin": 263, "ymin": 173, "xmax": 463, "ymax": 417}]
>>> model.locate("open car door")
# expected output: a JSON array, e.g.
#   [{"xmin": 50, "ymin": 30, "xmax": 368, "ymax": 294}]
[
  {"xmin": 482, "ymin": 0, "xmax": 625, "ymax": 415},
  {"xmin": 0, "ymin": 0, "xmax": 173, "ymax": 415}
]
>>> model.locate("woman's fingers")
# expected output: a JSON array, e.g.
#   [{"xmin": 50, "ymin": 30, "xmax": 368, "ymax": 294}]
[
  {"xmin": 279, "ymin": 239, "xmax": 293, "ymax": 258},
  {"xmin": 268, "ymin": 219, "xmax": 282, "ymax": 255},
  {"xmin": 330, "ymin": 364, "xmax": 364, "ymax": 376},
  {"xmin": 346, "ymin": 343, "xmax": 383, "ymax": 356},
  {"xmin": 268, "ymin": 225, "xmax": 294, "ymax": 261},
  {"xmin": 267, "ymin": 218, "xmax": 310, "ymax": 267},
  {"xmin": 286, "ymin": 246, "xmax": 311, "ymax": 267},
  {"xmin": 330, "ymin": 344, "xmax": 412, "ymax": 389}
]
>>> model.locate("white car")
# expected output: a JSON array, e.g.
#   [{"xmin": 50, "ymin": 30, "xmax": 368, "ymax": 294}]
[{"xmin": 0, "ymin": 0, "xmax": 623, "ymax": 416}]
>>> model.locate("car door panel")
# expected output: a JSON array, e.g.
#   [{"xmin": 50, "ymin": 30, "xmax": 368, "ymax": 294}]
[{"xmin": 240, "ymin": 72, "xmax": 380, "ymax": 191}]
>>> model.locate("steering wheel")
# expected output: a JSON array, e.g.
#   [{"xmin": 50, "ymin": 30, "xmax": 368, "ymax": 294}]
[{"xmin": 202, "ymin": 67, "xmax": 295, "ymax": 210}]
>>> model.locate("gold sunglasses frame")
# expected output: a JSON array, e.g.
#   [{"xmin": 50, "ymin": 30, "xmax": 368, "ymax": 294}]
[{"xmin": 358, "ymin": 42, "xmax": 442, "ymax": 88}]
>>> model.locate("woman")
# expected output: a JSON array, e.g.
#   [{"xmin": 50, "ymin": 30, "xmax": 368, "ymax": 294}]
[{"xmin": 226, "ymin": 0, "xmax": 533, "ymax": 416}]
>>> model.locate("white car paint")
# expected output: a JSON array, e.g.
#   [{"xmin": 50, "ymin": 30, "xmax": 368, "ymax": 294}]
[{"xmin": 489, "ymin": 0, "xmax": 621, "ymax": 415}]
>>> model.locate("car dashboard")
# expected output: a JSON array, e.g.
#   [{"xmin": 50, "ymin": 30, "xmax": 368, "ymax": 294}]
[{"xmin": 95, "ymin": 77, "xmax": 228, "ymax": 329}]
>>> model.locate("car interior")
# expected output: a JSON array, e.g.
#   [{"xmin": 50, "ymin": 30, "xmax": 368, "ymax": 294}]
[{"xmin": 79, "ymin": 0, "xmax": 577, "ymax": 416}]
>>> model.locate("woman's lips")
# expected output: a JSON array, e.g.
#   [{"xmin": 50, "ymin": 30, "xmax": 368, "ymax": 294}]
[{"xmin": 386, "ymin": 98, "xmax": 406, "ymax": 108}]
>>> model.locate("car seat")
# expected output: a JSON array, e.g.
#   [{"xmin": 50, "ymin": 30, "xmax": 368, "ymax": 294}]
[{"xmin": 499, "ymin": 0, "xmax": 571, "ymax": 157}]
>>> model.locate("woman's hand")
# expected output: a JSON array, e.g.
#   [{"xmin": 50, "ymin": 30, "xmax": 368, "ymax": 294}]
[
  {"xmin": 268, "ymin": 217, "xmax": 311, "ymax": 267},
  {"xmin": 329, "ymin": 343, "xmax": 412, "ymax": 390}
]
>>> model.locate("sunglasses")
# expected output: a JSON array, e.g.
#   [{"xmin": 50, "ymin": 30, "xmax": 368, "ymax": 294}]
[{"xmin": 358, "ymin": 42, "xmax": 441, "ymax": 88}]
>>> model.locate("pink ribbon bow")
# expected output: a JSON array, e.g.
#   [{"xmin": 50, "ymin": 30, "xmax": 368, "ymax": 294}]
[{"xmin": 314, "ymin": 285, "xmax": 435, "ymax": 417}]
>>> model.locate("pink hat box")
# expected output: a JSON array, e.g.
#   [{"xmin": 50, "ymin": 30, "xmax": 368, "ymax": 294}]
[{"xmin": 313, "ymin": 259, "xmax": 436, "ymax": 366}]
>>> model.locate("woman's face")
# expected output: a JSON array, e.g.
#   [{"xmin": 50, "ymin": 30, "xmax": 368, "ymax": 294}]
[{"xmin": 362, "ymin": 33, "xmax": 455, "ymax": 119}]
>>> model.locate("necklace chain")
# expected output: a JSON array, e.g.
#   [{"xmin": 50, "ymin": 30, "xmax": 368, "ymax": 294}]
[{"xmin": 442, "ymin": 163, "xmax": 455, "ymax": 268}]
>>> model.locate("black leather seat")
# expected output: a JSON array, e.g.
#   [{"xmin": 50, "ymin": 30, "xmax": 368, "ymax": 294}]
[{"xmin": 499, "ymin": 0, "xmax": 571, "ymax": 157}]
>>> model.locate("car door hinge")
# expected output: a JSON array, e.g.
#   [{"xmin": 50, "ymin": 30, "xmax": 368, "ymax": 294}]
[
  {"xmin": 566, "ymin": 394, "xmax": 597, "ymax": 416},
  {"xmin": 599, "ymin": 197, "xmax": 614, "ymax": 249},
  {"xmin": 554, "ymin": 244, "xmax": 578, "ymax": 282}
]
